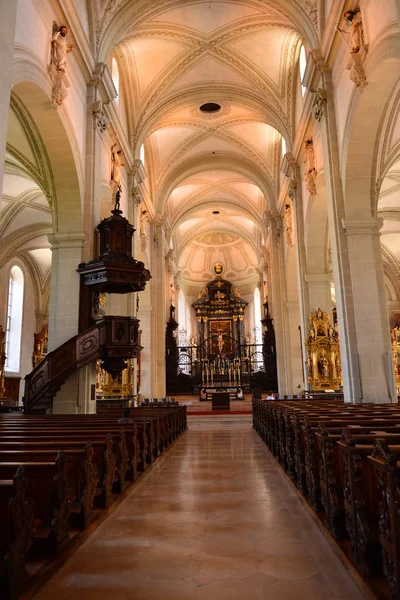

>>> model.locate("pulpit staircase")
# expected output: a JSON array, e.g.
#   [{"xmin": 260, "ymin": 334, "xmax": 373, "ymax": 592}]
[{"xmin": 23, "ymin": 316, "xmax": 140, "ymax": 413}]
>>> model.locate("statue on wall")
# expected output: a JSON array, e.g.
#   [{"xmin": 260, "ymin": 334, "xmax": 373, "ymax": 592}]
[
  {"xmin": 49, "ymin": 23, "xmax": 75, "ymax": 107},
  {"xmin": 343, "ymin": 7, "xmax": 368, "ymax": 90},
  {"xmin": 51, "ymin": 25, "xmax": 75, "ymax": 73},
  {"xmin": 304, "ymin": 138, "xmax": 317, "ymax": 195},
  {"xmin": 284, "ymin": 202, "xmax": 294, "ymax": 246},
  {"xmin": 111, "ymin": 144, "xmax": 125, "ymax": 188},
  {"xmin": 318, "ymin": 351, "xmax": 330, "ymax": 379},
  {"xmin": 140, "ymin": 208, "xmax": 150, "ymax": 252}
]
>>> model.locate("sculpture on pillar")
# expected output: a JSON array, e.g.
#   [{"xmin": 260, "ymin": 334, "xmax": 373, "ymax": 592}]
[
  {"xmin": 304, "ymin": 138, "xmax": 317, "ymax": 195},
  {"xmin": 343, "ymin": 8, "xmax": 368, "ymax": 90},
  {"xmin": 305, "ymin": 309, "xmax": 341, "ymax": 390},
  {"xmin": 111, "ymin": 145, "xmax": 125, "ymax": 190},
  {"xmin": 312, "ymin": 88, "xmax": 327, "ymax": 122},
  {"xmin": 140, "ymin": 209, "xmax": 150, "ymax": 252},
  {"xmin": 49, "ymin": 23, "xmax": 75, "ymax": 107},
  {"xmin": 92, "ymin": 100, "xmax": 109, "ymax": 134},
  {"xmin": 284, "ymin": 202, "xmax": 294, "ymax": 247}
]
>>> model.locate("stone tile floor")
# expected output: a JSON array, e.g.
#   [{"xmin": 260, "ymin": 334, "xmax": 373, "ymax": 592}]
[{"xmin": 33, "ymin": 421, "xmax": 368, "ymax": 600}]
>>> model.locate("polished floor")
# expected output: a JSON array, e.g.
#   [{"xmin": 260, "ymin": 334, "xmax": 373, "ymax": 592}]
[{"xmin": 34, "ymin": 421, "xmax": 368, "ymax": 600}]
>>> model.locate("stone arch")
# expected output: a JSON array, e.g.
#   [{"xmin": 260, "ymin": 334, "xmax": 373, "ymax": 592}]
[
  {"xmin": 343, "ymin": 34, "xmax": 400, "ymax": 218},
  {"xmin": 11, "ymin": 62, "xmax": 83, "ymax": 233},
  {"xmin": 97, "ymin": 0, "xmax": 319, "ymax": 65}
]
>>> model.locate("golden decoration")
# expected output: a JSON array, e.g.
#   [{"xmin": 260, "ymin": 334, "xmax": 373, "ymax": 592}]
[
  {"xmin": 305, "ymin": 309, "xmax": 341, "ymax": 390},
  {"xmin": 391, "ymin": 321, "xmax": 400, "ymax": 389},
  {"xmin": 96, "ymin": 359, "xmax": 134, "ymax": 398},
  {"xmin": 33, "ymin": 324, "xmax": 48, "ymax": 368}
]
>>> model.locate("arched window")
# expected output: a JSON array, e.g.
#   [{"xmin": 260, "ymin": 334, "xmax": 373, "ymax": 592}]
[
  {"xmin": 112, "ymin": 57, "xmax": 120, "ymax": 99},
  {"xmin": 5, "ymin": 265, "xmax": 24, "ymax": 372},
  {"xmin": 254, "ymin": 287, "xmax": 262, "ymax": 344},
  {"xmin": 140, "ymin": 143, "xmax": 145, "ymax": 167},
  {"xmin": 299, "ymin": 45, "xmax": 307, "ymax": 96},
  {"xmin": 281, "ymin": 136, "xmax": 287, "ymax": 157}
]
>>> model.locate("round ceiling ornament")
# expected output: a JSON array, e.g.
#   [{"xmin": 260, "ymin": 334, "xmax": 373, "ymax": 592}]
[{"xmin": 213, "ymin": 262, "xmax": 224, "ymax": 276}]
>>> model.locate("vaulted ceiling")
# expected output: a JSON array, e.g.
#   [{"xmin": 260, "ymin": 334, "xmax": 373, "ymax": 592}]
[{"xmin": 110, "ymin": 0, "xmax": 307, "ymax": 286}]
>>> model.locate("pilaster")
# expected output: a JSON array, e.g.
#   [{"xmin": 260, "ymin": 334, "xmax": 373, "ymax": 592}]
[
  {"xmin": 268, "ymin": 217, "xmax": 290, "ymax": 395},
  {"xmin": 0, "ymin": 1, "xmax": 17, "ymax": 206},
  {"xmin": 47, "ymin": 231, "xmax": 85, "ymax": 351}
]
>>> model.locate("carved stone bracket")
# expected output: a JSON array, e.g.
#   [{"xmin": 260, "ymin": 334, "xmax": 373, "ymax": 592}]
[
  {"xmin": 92, "ymin": 100, "xmax": 110, "ymax": 134},
  {"xmin": 48, "ymin": 65, "xmax": 70, "ymax": 108},
  {"xmin": 312, "ymin": 88, "xmax": 327, "ymax": 122}
]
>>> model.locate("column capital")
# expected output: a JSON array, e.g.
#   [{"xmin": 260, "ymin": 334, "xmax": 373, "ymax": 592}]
[
  {"xmin": 342, "ymin": 217, "xmax": 383, "ymax": 235},
  {"xmin": 48, "ymin": 231, "xmax": 86, "ymax": 249}
]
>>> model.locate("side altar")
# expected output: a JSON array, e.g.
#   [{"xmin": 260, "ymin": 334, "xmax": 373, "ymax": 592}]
[{"xmin": 305, "ymin": 309, "xmax": 342, "ymax": 390}]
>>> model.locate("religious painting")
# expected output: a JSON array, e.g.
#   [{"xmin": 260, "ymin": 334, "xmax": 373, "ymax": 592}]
[
  {"xmin": 209, "ymin": 320, "xmax": 232, "ymax": 355},
  {"xmin": 213, "ymin": 262, "xmax": 224, "ymax": 276}
]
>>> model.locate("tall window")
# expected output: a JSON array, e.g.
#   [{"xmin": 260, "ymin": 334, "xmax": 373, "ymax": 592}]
[
  {"xmin": 281, "ymin": 136, "xmax": 287, "ymax": 157},
  {"xmin": 299, "ymin": 45, "xmax": 307, "ymax": 96},
  {"xmin": 140, "ymin": 143, "xmax": 145, "ymax": 167},
  {"xmin": 112, "ymin": 57, "xmax": 119, "ymax": 99},
  {"xmin": 5, "ymin": 265, "xmax": 24, "ymax": 372}
]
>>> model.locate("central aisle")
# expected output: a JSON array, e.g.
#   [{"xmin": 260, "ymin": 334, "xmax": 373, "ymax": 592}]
[{"xmin": 34, "ymin": 421, "xmax": 367, "ymax": 600}]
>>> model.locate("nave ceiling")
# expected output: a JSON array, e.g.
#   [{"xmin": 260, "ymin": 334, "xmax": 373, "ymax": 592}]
[{"xmin": 106, "ymin": 0, "xmax": 311, "ymax": 290}]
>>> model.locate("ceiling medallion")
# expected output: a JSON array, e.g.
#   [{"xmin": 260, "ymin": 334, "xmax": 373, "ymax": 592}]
[{"xmin": 213, "ymin": 262, "xmax": 224, "ymax": 276}]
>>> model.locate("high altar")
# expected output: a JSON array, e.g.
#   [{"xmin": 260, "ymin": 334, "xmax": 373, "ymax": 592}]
[{"xmin": 191, "ymin": 271, "xmax": 248, "ymax": 386}]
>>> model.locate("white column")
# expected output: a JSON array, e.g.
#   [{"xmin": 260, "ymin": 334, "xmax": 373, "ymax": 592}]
[
  {"xmin": 82, "ymin": 86, "xmax": 103, "ymax": 262},
  {"xmin": 0, "ymin": 1, "xmax": 17, "ymax": 206},
  {"xmin": 47, "ymin": 232, "xmax": 85, "ymax": 351},
  {"xmin": 268, "ymin": 217, "xmax": 290, "ymax": 395},
  {"xmin": 150, "ymin": 222, "xmax": 167, "ymax": 398},
  {"xmin": 318, "ymin": 65, "xmax": 395, "ymax": 403},
  {"xmin": 287, "ymin": 177, "xmax": 311, "ymax": 389},
  {"xmin": 342, "ymin": 218, "xmax": 395, "ymax": 403},
  {"xmin": 286, "ymin": 302, "xmax": 304, "ymax": 393}
]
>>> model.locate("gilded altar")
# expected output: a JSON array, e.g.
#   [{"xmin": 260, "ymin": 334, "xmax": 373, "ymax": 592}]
[
  {"xmin": 305, "ymin": 309, "xmax": 342, "ymax": 390},
  {"xmin": 33, "ymin": 324, "xmax": 48, "ymax": 367},
  {"xmin": 96, "ymin": 359, "xmax": 133, "ymax": 398},
  {"xmin": 391, "ymin": 322, "xmax": 400, "ymax": 389}
]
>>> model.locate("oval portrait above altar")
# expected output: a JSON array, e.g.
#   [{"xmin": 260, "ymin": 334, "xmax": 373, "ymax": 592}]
[{"xmin": 213, "ymin": 262, "xmax": 224, "ymax": 276}]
